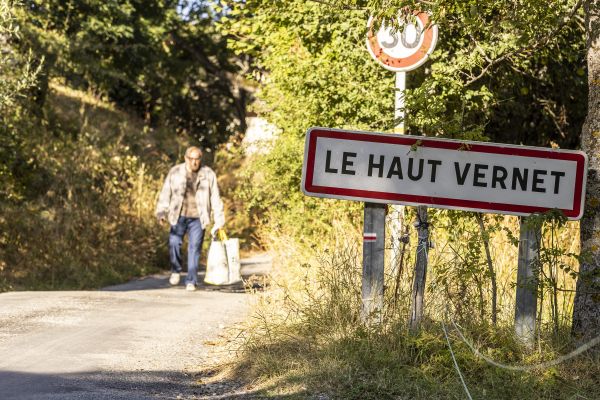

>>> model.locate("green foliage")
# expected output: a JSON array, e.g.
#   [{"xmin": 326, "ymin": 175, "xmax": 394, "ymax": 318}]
[
  {"xmin": 220, "ymin": 0, "xmax": 589, "ymax": 311},
  {"xmin": 352, "ymin": 0, "xmax": 587, "ymax": 145},
  {"xmin": 224, "ymin": 0, "xmax": 587, "ymax": 244},
  {"xmin": 222, "ymin": 3, "xmax": 591, "ymax": 395},
  {"xmin": 0, "ymin": 0, "xmax": 39, "ymax": 113},
  {"xmin": 223, "ymin": 1, "xmax": 395, "ymax": 134},
  {"xmin": 19, "ymin": 0, "xmax": 247, "ymax": 149},
  {"xmin": 229, "ymin": 0, "xmax": 586, "ymax": 146},
  {"xmin": 0, "ymin": 83, "xmax": 172, "ymax": 292},
  {"xmin": 222, "ymin": 0, "xmax": 396, "ymax": 238},
  {"xmin": 0, "ymin": 0, "xmax": 42, "ymax": 201}
]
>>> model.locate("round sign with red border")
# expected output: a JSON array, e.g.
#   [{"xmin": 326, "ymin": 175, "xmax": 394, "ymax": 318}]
[{"xmin": 366, "ymin": 12, "xmax": 438, "ymax": 72}]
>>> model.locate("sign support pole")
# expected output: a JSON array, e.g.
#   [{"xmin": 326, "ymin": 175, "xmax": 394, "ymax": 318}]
[
  {"xmin": 362, "ymin": 202, "xmax": 386, "ymax": 324},
  {"xmin": 391, "ymin": 68, "xmax": 432, "ymax": 335},
  {"xmin": 393, "ymin": 69, "xmax": 430, "ymax": 334},
  {"xmin": 390, "ymin": 71, "xmax": 407, "ymax": 276},
  {"xmin": 410, "ymin": 205, "xmax": 429, "ymax": 333},
  {"xmin": 514, "ymin": 216, "xmax": 540, "ymax": 349},
  {"xmin": 364, "ymin": 11, "xmax": 439, "ymax": 329},
  {"xmin": 395, "ymin": 71, "xmax": 406, "ymax": 134}
]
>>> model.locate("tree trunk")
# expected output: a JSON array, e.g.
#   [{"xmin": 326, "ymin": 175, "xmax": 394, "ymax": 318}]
[{"xmin": 573, "ymin": 0, "xmax": 600, "ymax": 340}]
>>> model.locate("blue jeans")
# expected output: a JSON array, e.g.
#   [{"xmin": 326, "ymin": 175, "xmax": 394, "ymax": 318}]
[{"xmin": 169, "ymin": 217, "xmax": 205, "ymax": 285}]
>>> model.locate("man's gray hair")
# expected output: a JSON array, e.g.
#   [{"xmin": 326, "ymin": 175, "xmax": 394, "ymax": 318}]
[{"xmin": 185, "ymin": 146, "xmax": 203, "ymax": 157}]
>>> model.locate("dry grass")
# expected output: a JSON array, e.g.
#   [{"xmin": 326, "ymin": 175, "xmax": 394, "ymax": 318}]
[
  {"xmin": 0, "ymin": 82, "xmax": 191, "ymax": 291},
  {"xmin": 221, "ymin": 209, "xmax": 598, "ymax": 399}
]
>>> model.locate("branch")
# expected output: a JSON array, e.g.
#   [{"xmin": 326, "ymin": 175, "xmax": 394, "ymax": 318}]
[
  {"xmin": 465, "ymin": 0, "xmax": 584, "ymax": 86},
  {"xmin": 552, "ymin": 287, "xmax": 600, "ymax": 295},
  {"xmin": 538, "ymin": 98, "xmax": 568, "ymax": 139},
  {"xmin": 307, "ymin": 0, "xmax": 366, "ymax": 11}
]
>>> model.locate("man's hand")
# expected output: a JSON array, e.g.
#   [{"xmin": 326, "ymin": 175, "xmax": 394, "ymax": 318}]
[
  {"xmin": 156, "ymin": 213, "xmax": 167, "ymax": 226},
  {"xmin": 210, "ymin": 224, "xmax": 223, "ymax": 237}
]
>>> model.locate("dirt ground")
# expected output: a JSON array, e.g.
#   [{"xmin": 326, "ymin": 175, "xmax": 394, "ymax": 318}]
[{"xmin": 0, "ymin": 255, "xmax": 271, "ymax": 400}]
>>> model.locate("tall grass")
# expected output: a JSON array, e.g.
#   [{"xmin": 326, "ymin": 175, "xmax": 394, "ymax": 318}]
[
  {"xmin": 0, "ymin": 82, "xmax": 189, "ymax": 291},
  {"xmin": 223, "ymin": 207, "xmax": 598, "ymax": 399}
]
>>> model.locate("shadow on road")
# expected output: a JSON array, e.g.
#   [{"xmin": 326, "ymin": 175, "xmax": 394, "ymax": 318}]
[
  {"xmin": 0, "ymin": 369, "xmax": 298, "ymax": 400},
  {"xmin": 102, "ymin": 256, "xmax": 272, "ymax": 293}
]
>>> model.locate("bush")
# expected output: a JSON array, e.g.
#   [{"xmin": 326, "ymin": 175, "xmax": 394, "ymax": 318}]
[{"xmin": 0, "ymin": 82, "xmax": 179, "ymax": 291}]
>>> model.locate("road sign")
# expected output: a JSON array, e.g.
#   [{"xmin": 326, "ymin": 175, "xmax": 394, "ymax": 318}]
[
  {"xmin": 301, "ymin": 127, "xmax": 588, "ymax": 220},
  {"xmin": 366, "ymin": 12, "xmax": 438, "ymax": 72}
]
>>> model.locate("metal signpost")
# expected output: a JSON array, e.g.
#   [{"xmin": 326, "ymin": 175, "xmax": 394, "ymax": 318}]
[{"xmin": 365, "ymin": 11, "xmax": 438, "ymax": 324}]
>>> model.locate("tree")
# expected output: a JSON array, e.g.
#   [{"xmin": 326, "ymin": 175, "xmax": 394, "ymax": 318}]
[
  {"xmin": 0, "ymin": 0, "xmax": 40, "ymax": 201},
  {"xmin": 226, "ymin": 0, "xmax": 587, "ymax": 234},
  {"xmin": 19, "ymin": 0, "xmax": 247, "ymax": 149},
  {"xmin": 572, "ymin": 0, "xmax": 600, "ymax": 340},
  {"xmin": 221, "ymin": 0, "xmax": 394, "ymax": 237}
]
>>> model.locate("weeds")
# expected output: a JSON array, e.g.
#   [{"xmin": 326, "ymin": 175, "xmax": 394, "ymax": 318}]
[
  {"xmin": 0, "ymin": 82, "xmax": 179, "ymax": 291},
  {"xmin": 223, "ymin": 208, "xmax": 598, "ymax": 399}
]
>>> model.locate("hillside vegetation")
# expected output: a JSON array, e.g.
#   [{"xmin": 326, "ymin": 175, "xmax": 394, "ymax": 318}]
[
  {"xmin": 0, "ymin": 0, "xmax": 249, "ymax": 291},
  {"xmin": 1, "ymin": 81, "xmax": 172, "ymax": 290}
]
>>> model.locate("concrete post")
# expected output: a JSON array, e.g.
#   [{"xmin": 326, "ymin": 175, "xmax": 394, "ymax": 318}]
[
  {"xmin": 362, "ymin": 202, "xmax": 386, "ymax": 324},
  {"xmin": 515, "ymin": 216, "xmax": 541, "ymax": 348}
]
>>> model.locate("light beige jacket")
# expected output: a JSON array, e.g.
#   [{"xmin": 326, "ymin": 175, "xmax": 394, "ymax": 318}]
[{"xmin": 155, "ymin": 163, "xmax": 225, "ymax": 228}]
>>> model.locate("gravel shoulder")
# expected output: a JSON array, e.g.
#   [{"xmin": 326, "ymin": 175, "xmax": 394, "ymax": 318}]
[{"xmin": 0, "ymin": 255, "xmax": 271, "ymax": 399}]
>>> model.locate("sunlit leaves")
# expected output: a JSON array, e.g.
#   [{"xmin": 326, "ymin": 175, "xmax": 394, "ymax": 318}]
[{"xmin": 19, "ymin": 0, "xmax": 245, "ymax": 149}]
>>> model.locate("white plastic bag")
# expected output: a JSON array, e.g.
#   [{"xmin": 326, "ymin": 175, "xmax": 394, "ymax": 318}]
[
  {"xmin": 204, "ymin": 238, "xmax": 241, "ymax": 285},
  {"xmin": 224, "ymin": 238, "xmax": 241, "ymax": 284},
  {"xmin": 205, "ymin": 240, "xmax": 228, "ymax": 285}
]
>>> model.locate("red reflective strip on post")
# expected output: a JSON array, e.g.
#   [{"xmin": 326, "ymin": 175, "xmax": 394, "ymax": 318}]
[{"xmin": 364, "ymin": 233, "xmax": 377, "ymax": 242}]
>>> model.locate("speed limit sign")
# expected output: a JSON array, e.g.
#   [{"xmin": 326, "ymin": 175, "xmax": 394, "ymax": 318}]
[{"xmin": 366, "ymin": 12, "xmax": 438, "ymax": 72}]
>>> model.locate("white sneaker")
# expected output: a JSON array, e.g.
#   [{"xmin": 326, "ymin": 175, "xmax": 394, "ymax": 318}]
[
  {"xmin": 169, "ymin": 272, "xmax": 181, "ymax": 286},
  {"xmin": 186, "ymin": 283, "xmax": 196, "ymax": 292}
]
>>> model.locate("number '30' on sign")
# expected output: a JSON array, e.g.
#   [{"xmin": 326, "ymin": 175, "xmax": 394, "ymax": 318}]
[{"xmin": 366, "ymin": 11, "xmax": 438, "ymax": 72}]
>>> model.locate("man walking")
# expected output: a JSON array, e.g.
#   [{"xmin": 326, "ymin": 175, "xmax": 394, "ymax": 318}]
[{"xmin": 155, "ymin": 146, "xmax": 225, "ymax": 291}]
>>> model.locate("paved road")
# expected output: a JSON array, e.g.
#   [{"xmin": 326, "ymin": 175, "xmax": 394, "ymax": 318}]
[{"xmin": 0, "ymin": 256, "xmax": 271, "ymax": 400}]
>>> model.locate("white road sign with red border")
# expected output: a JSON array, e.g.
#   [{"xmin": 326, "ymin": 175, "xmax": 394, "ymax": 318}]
[{"xmin": 301, "ymin": 127, "xmax": 588, "ymax": 220}]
